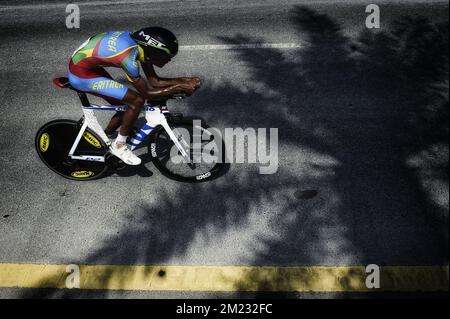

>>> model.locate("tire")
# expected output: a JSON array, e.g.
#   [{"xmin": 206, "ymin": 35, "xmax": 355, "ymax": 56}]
[
  {"xmin": 35, "ymin": 119, "xmax": 108, "ymax": 181},
  {"xmin": 148, "ymin": 119, "xmax": 226, "ymax": 183}
]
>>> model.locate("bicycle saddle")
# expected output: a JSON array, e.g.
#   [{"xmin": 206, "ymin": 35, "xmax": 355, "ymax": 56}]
[{"xmin": 52, "ymin": 77, "xmax": 72, "ymax": 89}]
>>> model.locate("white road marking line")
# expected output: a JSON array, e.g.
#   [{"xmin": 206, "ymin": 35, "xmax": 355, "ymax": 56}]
[
  {"xmin": 0, "ymin": 0, "xmax": 179, "ymax": 11},
  {"xmin": 180, "ymin": 43, "xmax": 304, "ymax": 51}
]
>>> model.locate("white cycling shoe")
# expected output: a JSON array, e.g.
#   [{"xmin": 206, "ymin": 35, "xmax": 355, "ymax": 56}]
[{"xmin": 109, "ymin": 142, "xmax": 142, "ymax": 166}]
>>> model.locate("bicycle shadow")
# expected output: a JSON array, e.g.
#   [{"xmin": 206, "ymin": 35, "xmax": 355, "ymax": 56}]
[{"xmin": 98, "ymin": 115, "xmax": 231, "ymax": 180}]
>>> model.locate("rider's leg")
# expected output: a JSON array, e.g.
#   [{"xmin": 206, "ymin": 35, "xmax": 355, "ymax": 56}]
[
  {"xmin": 68, "ymin": 68, "xmax": 127, "ymax": 135},
  {"xmin": 89, "ymin": 94, "xmax": 124, "ymax": 135},
  {"xmin": 68, "ymin": 70, "xmax": 142, "ymax": 165},
  {"xmin": 88, "ymin": 82, "xmax": 125, "ymax": 136},
  {"xmin": 115, "ymin": 90, "xmax": 144, "ymax": 147},
  {"xmin": 106, "ymin": 90, "xmax": 143, "ymax": 165},
  {"xmin": 87, "ymin": 88, "xmax": 144, "ymax": 148},
  {"xmin": 104, "ymin": 112, "xmax": 124, "ymax": 135}
]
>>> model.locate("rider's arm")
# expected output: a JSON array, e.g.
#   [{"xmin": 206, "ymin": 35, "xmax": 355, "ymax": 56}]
[
  {"xmin": 121, "ymin": 47, "xmax": 193, "ymax": 99},
  {"xmin": 129, "ymin": 77, "xmax": 191, "ymax": 100},
  {"xmin": 142, "ymin": 61, "xmax": 200, "ymax": 88}
]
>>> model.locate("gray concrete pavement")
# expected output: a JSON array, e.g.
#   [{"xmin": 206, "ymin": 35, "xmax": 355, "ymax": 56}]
[{"xmin": 0, "ymin": 0, "xmax": 448, "ymax": 298}]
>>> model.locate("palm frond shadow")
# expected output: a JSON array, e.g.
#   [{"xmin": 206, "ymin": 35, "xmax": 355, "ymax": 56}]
[{"xmin": 21, "ymin": 6, "xmax": 448, "ymax": 298}]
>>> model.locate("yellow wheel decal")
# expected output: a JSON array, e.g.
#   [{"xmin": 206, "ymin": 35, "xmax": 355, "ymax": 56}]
[
  {"xmin": 71, "ymin": 171, "xmax": 95, "ymax": 178},
  {"xmin": 83, "ymin": 132, "xmax": 101, "ymax": 148},
  {"xmin": 40, "ymin": 133, "xmax": 50, "ymax": 152}
]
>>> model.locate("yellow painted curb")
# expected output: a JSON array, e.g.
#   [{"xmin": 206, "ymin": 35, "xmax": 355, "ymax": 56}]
[{"xmin": 0, "ymin": 263, "xmax": 448, "ymax": 292}]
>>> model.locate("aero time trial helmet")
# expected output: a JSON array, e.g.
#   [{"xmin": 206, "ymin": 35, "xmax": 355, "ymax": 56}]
[{"xmin": 130, "ymin": 27, "xmax": 178, "ymax": 60}]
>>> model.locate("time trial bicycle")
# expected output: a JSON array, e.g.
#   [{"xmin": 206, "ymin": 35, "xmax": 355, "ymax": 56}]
[{"xmin": 35, "ymin": 77, "xmax": 225, "ymax": 182}]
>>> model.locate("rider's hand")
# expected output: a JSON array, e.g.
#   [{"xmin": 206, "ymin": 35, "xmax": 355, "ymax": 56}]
[
  {"xmin": 174, "ymin": 83, "xmax": 196, "ymax": 96},
  {"xmin": 181, "ymin": 77, "xmax": 201, "ymax": 89}
]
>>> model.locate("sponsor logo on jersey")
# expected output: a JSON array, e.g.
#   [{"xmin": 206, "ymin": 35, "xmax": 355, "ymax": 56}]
[
  {"xmin": 107, "ymin": 31, "xmax": 122, "ymax": 53},
  {"xmin": 92, "ymin": 80, "xmax": 124, "ymax": 90}
]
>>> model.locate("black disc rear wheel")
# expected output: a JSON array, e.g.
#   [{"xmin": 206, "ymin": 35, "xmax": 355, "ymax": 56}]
[{"xmin": 35, "ymin": 119, "xmax": 108, "ymax": 181}]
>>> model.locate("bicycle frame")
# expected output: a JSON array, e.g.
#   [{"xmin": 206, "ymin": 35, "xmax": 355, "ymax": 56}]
[{"xmin": 68, "ymin": 100, "xmax": 190, "ymax": 163}]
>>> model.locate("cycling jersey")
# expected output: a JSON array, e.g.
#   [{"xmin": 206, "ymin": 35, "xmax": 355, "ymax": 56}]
[{"xmin": 68, "ymin": 31, "xmax": 145, "ymax": 101}]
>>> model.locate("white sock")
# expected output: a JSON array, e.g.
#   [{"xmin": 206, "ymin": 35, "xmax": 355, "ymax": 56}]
[{"xmin": 115, "ymin": 133, "xmax": 127, "ymax": 146}]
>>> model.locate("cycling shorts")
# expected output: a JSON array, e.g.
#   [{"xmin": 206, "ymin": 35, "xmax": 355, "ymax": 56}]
[{"xmin": 68, "ymin": 67, "xmax": 128, "ymax": 101}]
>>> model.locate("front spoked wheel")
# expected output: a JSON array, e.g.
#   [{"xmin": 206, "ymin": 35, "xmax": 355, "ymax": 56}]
[
  {"xmin": 148, "ymin": 119, "xmax": 226, "ymax": 182},
  {"xmin": 35, "ymin": 119, "xmax": 108, "ymax": 181}
]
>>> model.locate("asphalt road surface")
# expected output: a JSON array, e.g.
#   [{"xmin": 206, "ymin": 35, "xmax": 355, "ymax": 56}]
[{"xmin": 0, "ymin": 0, "xmax": 448, "ymax": 298}]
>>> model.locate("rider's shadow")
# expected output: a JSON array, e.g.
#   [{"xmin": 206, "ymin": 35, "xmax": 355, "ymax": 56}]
[
  {"xmin": 102, "ymin": 150, "xmax": 154, "ymax": 178},
  {"xmin": 117, "ymin": 154, "xmax": 154, "ymax": 178}
]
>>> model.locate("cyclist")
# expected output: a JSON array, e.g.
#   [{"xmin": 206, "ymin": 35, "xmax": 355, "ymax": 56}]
[{"xmin": 68, "ymin": 27, "xmax": 200, "ymax": 165}]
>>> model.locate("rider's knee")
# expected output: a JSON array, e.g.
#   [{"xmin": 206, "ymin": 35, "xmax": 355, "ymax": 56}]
[{"xmin": 129, "ymin": 95, "xmax": 144, "ymax": 110}]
